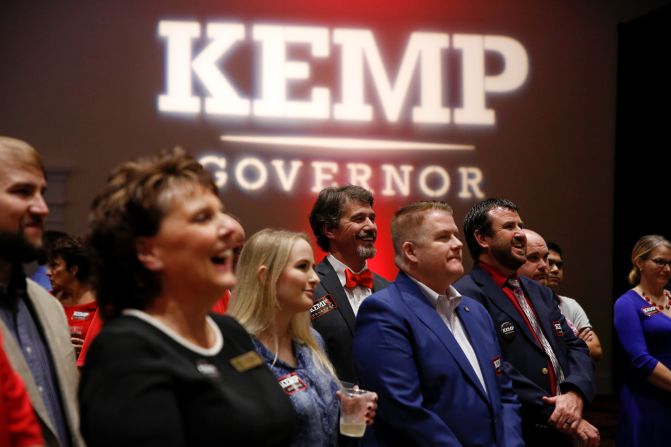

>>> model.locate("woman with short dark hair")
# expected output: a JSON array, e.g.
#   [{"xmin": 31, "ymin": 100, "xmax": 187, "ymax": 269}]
[
  {"xmin": 46, "ymin": 235, "xmax": 96, "ymax": 358},
  {"xmin": 79, "ymin": 148, "xmax": 297, "ymax": 447}
]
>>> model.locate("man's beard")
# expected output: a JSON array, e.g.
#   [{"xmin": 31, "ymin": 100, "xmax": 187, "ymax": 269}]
[
  {"xmin": 356, "ymin": 244, "xmax": 377, "ymax": 260},
  {"xmin": 491, "ymin": 245, "xmax": 526, "ymax": 272},
  {"xmin": 0, "ymin": 230, "xmax": 43, "ymax": 264}
]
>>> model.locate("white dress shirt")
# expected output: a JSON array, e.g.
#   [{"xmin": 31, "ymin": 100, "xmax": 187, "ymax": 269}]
[{"xmin": 408, "ymin": 275, "xmax": 488, "ymax": 395}]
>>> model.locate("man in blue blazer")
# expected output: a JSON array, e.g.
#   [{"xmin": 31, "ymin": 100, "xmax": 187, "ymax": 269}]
[
  {"xmin": 454, "ymin": 198, "xmax": 599, "ymax": 447},
  {"xmin": 353, "ymin": 201, "xmax": 523, "ymax": 446}
]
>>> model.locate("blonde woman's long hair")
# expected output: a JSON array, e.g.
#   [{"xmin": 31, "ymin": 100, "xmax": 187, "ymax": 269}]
[{"xmin": 229, "ymin": 228, "xmax": 337, "ymax": 379}]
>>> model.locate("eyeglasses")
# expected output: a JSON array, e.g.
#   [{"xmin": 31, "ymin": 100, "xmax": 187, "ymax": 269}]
[{"xmin": 649, "ymin": 258, "xmax": 671, "ymax": 268}]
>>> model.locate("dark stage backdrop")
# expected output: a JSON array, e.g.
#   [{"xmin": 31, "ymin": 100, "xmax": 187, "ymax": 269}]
[{"xmin": 1, "ymin": 0, "xmax": 667, "ymax": 392}]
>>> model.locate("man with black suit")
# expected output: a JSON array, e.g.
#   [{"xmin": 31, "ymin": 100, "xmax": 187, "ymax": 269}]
[
  {"xmin": 454, "ymin": 198, "xmax": 599, "ymax": 447},
  {"xmin": 308, "ymin": 185, "xmax": 389, "ymax": 382}
]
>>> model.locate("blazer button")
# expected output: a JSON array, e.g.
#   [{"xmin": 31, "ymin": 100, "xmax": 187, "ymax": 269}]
[{"xmin": 541, "ymin": 367, "xmax": 549, "ymax": 375}]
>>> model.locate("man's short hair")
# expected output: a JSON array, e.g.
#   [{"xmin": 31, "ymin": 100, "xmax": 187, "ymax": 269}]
[
  {"xmin": 546, "ymin": 241, "xmax": 563, "ymax": 257},
  {"xmin": 391, "ymin": 201, "xmax": 453, "ymax": 268},
  {"xmin": 0, "ymin": 136, "xmax": 45, "ymax": 175},
  {"xmin": 463, "ymin": 198, "xmax": 519, "ymax": 260},
  {"xmin": 309, "ymin": 185, "xmax": 374, "ymax": 252}
]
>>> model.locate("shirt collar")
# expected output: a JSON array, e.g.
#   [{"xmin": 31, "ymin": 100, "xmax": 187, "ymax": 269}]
[
  {"xmin": 478, "ymin": 261, "xmax": 515, "ymax": 288},
  {"xmin": 406, "ymin": 274, "xmax": 462, "ymax": 310},
  {"xmin": 327, "ymin": 253, "xmax": 369, "ymax": 287}
]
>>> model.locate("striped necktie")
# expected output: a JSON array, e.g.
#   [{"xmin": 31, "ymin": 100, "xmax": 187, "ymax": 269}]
[{"xmin": 507, "ymin": 277, "xmax": 564, "ymax": 395}]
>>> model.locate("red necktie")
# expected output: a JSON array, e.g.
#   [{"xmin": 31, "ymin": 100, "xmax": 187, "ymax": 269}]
[{"xmin": 345, "ymin": 269, "xmax": 374, "ymax": 289}]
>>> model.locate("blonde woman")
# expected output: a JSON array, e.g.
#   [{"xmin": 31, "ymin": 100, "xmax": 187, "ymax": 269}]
[
  {"xmin": 230, "ymin": 229, "xmax": 376, "ymax": 447},
  {"xmin": 614, "ymin": 234, "xmax": 671, "ymax": 446}
]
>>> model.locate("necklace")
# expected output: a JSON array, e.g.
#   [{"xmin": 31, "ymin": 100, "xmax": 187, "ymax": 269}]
[{"xmin": 641, "ymin": 289, "xmax": 671, "ymax": 311}]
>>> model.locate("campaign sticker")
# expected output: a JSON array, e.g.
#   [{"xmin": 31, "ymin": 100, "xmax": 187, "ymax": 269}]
[
  {"xmin": 500, "ymin": 321, "xmax": 516, "ymax": 340},
  {"xmin": 492, "ymin": 355, "xmax": 503, "ymax": 376},
  {"xmin": 310, "ymin": 295, "xmax": 337, "ymax": 320},
  {"xmin": 641, "ymin": 305, "xmax": 659, "ymax": 317},
  {"xmin": 278, "ymin": 372, "xmax": 308, "ymax": 395},
  {"xmin": 553, "ymin": 321, "xmax": 564, "ymax": 337}
]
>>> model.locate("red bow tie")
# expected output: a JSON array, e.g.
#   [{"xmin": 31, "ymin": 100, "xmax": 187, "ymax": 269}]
[{"xmin": 345, "ymin": 269, "xmax": 374, "ymax": 289}]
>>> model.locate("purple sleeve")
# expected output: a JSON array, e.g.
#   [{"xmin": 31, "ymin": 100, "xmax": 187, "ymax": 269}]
[{"xmin": 614, "ymin": 293, "xmax": 659, "ymax": 377}]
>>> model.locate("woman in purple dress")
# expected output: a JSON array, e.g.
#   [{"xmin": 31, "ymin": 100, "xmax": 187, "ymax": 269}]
[{"xmin": 614, "ymin": 234, "xmax": 671, "ymax": 446}]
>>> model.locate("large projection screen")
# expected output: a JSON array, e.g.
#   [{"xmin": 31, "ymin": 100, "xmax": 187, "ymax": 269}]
[{"xmin": 3, "ymin": 0, "xmax": 645, "ymax": 393}]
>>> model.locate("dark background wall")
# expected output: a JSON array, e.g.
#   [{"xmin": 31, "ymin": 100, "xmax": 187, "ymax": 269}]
[{"xmin": 613, "ymin": 3, "xmax": 671, "ymax": 390}]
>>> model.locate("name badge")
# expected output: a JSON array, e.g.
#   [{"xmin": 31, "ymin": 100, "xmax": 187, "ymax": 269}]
[
  {"xmin": 500, "ymin": 321, "xmax": 516, "ymax": 340},
  {"xmin": 278, "ymin": 372, "xmax": 308, "ymax": 395},
  {"xmin": 642, "ymin": 305, "xmax": 659, "ymax": 317},
  {"xmin": 230, "ymin": 351, "xmax": 264, "ymax": 372},
  {"xmin": 310, "ymin": 295, "xmax": 338, "ymax": 320},
  {"xmin": 492, "ymin": 355, "xmax": 503, "ymax": 376},
  {"xmin": 553, "ymin": 321, "xmax": 564, "ymax": 337},
  {"xmin": 72, "ymin": 311, "xmax": 91, "ymax": 320}
]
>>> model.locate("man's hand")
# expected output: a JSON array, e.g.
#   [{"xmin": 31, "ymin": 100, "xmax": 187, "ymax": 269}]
[
  {"xmin": 574, "ymin": 419, "xmax": 600, "ymax": 447},
  {"xmin": 543, "ymin": 390, "xmax": 584, "ymax": 432},
  {"xmin": 578, "ymin": 327, "xmax": 594, "ymax": 343}
]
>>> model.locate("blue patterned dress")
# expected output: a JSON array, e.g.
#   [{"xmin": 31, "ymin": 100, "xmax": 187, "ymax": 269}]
[
  {"xmin": 252, "ymin": 330, "xmax": 341, "ymax": 447},
  {"xmin": 614, "ymin": 289, "xmax": 671, "ymax": 446}
]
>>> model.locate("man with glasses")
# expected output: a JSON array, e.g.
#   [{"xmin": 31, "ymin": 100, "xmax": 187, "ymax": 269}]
[{"xmin": 546, "ymin": 241, "xmax": 602, "ymax": 361}]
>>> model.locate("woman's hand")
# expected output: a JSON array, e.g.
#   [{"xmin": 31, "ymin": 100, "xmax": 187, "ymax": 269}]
[{"xmin": 363, "ymin": 391, "xmax": 378, "ymax": 425}]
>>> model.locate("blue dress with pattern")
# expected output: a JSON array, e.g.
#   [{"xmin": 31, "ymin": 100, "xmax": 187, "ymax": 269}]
[
  {"xmin": 252, "ymin": 330, "xmax": 341, "ymax": 447},
  {"xmin": 614, "ymin": 289, "xmax": 671, "ymax": 446}
]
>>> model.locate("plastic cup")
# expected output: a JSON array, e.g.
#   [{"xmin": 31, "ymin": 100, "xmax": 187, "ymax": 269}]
[{"xmin": 339, "ymin": 382, "xmax": 369, "ymax": 438}]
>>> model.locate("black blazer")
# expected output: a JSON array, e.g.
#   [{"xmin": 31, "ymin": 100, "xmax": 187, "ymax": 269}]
[
  {"xmin": 454, "ymin": 264, "xmax": 595, "ymax": 425},
  {"xmin": 311, "ymin": 257, "xmax": 390, "ymax": 382}
]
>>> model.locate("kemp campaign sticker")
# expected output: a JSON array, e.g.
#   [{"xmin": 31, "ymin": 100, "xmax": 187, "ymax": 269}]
[
  {"xmin": 641, "ymin": 305, "xmax": 659, "ymax": 317},
  {"xmin": 500, "ymin": 321, "xmax": 516, "ymax": 340},
  {"xmin": 553, "ymin": 321, "xmax": 564, "ymax": 337},
  {"xmin": 278, "ymin": 372, "xmax": 308, "ymax": 395},
  {"xmin": 492, "ymin": 355, "xmax": 503, "ymax": 376},
  {"xmin": 310, "ymin": 295, "xmax": 337, "ymax": 320}
]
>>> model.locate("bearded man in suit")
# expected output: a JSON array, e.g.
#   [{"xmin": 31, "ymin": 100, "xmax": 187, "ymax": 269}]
[
  {"xmin": 454, "ymin": 198, "xmax": 598, "ymax": 447},
  {"xmin": 308, "ymin": 185, "xmax": 389, "ymax": 382}
]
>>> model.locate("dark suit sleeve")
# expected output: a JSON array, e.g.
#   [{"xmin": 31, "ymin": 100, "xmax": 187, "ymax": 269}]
[
  {"xmin": 479, "ymin": 309, "xmax": 525, "ymax": 446},
  {"xmin": 455, "ymin": 276, "xmax": 555, "ymax": 423},
  {"xmin": 353, "ymin": 294, "xmax": 463, "ymax": 446},
  {"xmin": 545, "ymin": 291, "xmax": 595, "ymax": 402}
]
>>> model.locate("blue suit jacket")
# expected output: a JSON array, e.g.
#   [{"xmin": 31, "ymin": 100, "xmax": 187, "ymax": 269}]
[
  {"xmin": 454, "ymin": 264, "xmax": 595, "ymax": 425},
  {"xmin": 353, "ymin": 271, "xmax": 523, "ymax": 446},
  {"xmin": 311, "ymin": 257, "xmax": 389, "ymax": 383}
]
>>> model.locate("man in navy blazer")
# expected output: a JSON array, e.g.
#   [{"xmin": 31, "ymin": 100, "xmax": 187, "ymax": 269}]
[
  {"xmin": 353, "ymin": 201, "xmax": 523, "ymax": 446},
  {"xmin": 309, "ymin": 185, "xmax": 389, "ymax": 383},
  {"xmin": 454, "ymin": 198, "xmax": 599, "ymax": 447}
]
